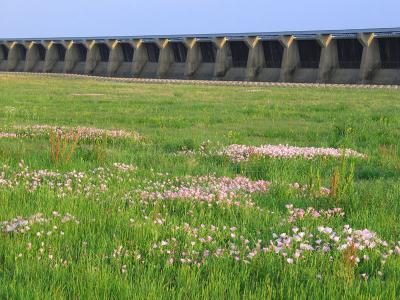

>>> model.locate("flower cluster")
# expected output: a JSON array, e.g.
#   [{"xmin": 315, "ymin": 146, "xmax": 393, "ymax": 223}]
[
  {"xmin": 9, "ymin": 124, "xmax": 141, "ymax": 140},
  {"xmin": 0, "ymin": 132, "xmax": 21, "ymax": 138},
  {"xmin": 134, "ymin": 173, "xmax": 334, "ymax": 211},
  {"xmin": 146, "ymin": 220, "xmax": 400, "ymax": 279},
  {"xmin": 283, "ymin": 204, "xmax": 344, "ymax": 223},
  {"xmin": 1, "ymin": 211, "xmax": 79, "ymax": 234},
  {"xmin": 269, "ymin": 225, "xmax": 398, "ymax": 276},
  {"xmin": 149, "ymin": 222, "xmax": 262, "ymax": 266},
  {"xmin": 3, "ymin": 211, "xmax": 80, "ymax": 269},
  {"xmin": 119, "ymin": 203, "xmax": 397, "ymax": 279},
  {"xmin": 108, "ymin": 245, "xmax": 144, "ymax": 273},
  {"xmin": 112, "ymin": 163, "xmax": 138, "ymax": 172},
  {"xmin": 175, "ymin": 140, "xmax": 221, "ymax": 157},
  {"xmin": 101, "ymin": 198, "xmax": 400, "ymax": 280},
  {"xmin": 219, "ymin": 144, "xmax": 367, "ymax": 162},
  {"xmin": 2, "ymin": 213, "xmax": 47, "ymax": 234},
  {"xmin": 290, "ymin": 182, "xmax": 332, "ymax": 197},
  {"xmin": 138, "ymin": 175, "xmax": 271, "ymax": 208},
  {"xmin": 0, "ymin": 161, "xmax": 137, "ymax": 198}
]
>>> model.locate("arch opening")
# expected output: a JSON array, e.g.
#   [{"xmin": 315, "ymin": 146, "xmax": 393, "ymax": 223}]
[
  {"xmin": 15, "ymin": 44, "xmax": 27, "ymax": 60},
  {"xmin": 170, "ymin": 42, "xmax": 187, "ymax": 63},
  {"xmin": 97, "ymin": 43, "xmax": 110, "ymax": 62},
  {"xmin": 54, "ymin": 44, "xmax": 66, "ymax": 61},
  {"xmin": 262, "ymin": 41, "xmax": 283, "ymax": 68},
  {"xmin": 145, "ymin": 43, "xmax": 160, "ymax": 63},
  {"xmin": 74, "ymin": 44, "xmax": 87, "ymax": 62},
  {"xmin": 120, "ymin": 43, "xmax": 134, "ymax": 62},
  {"xmin": 199, "ymin": 42, "xmax": 216, "ymax": 63},
  {"xmin": 378, "ymin": 38, "xmax": 400, "ymax": 69},
  {"xmin": 35, "ymin": 44, "xmax": 46, "ymax": 61},
  {"xmin": 336, "ymin": 39, "xmax": 363, "ymax": 69},
  {"xmin": 297, "ymin": 40, "xmax": 321, "ymax": 68},
  {"xmin": 228, "ymin": 41, "xmax": 249, "ymax": 68},
  {"xmin": 0, "ymin": 45, "xmax": 8, "ymax": 61}
]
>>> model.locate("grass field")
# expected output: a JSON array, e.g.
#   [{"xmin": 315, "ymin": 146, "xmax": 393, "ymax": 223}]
[{"xmin": 0, "ymin": 74, "xmax": 399, "ymax": 299}]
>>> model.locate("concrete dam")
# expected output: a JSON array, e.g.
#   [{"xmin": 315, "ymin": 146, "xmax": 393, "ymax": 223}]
[{"xmin": 1, "ymin": 28, "xmax": 400, "ymax": 84}]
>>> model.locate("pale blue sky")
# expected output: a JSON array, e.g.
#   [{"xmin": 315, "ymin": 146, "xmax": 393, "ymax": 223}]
[{"xmin": 0, "ymin": 0, "xmax": 399, "ymax": 38}]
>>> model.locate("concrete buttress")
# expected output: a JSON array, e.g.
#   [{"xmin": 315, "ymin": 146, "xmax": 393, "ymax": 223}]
[
  {"xmin": 279, "ymin": 35, "xmax": 299, "ymax": 82},
  {"xmin": 213, "ymin": 37, "xmax": 229, "ymax": 78},
  {"xmin": 107, "ymin": 40, "xmax": 124, "ymax": 76},
  {"xmin": 156, "ymin": 39, "xmax": 174, "ymax": 78},
  {"xmin": 245, "ymin": 36, "xmax": 265, "ymax": 81},
  {"xmin": 317, "ymin": 34, "xmax": 339, "ymax": 83},
  {"xmin": 85, "ymin": 40, "xmax": 103, "ymax": 75},
  {"xmin": 7, "ymin": 42, "xmax": 23, "ymax": 71},
  {"xmin": 184, "ymin": 38, "xmax": 201, "ymax": 77},
  {"xmin": 358, "ymin": 33, "xmax": 381, "ymax": 83},
  {"xmin": 25, "ymin": 42, "xmax": 43, "ymax": 72},
  {"xmin": 43, "ymin": 42, "xmax": 61, "ymax": 72},
  {"xmin": 132, "ymin": 39, "xmax": 147, "ymax": 76},
  {"xmin": 64, "ymin": 42, "xmax": 82, "ymax": 73}
]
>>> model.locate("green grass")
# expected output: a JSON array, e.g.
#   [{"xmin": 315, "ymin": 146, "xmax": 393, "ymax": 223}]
[{"xmin": 0, "ymin": 74, "xmax": 399, "ymax": 299}]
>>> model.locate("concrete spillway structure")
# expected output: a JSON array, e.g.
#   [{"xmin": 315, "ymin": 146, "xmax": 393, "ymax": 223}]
[{"xmin": 1, "ymin": 28, "xmax": 400, "ymax": 84}]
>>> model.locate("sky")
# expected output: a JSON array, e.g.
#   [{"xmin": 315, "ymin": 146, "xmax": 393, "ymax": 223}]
[{"xmin": 0, "ymin": 0, "xmax": 399, "ymax": 38}]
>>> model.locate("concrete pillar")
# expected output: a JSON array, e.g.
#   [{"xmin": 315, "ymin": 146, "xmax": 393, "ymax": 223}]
[
  {"xmin": 358, "ymin": 33, "xmax": 381, "ymax": 83},
  {"xmin": 317, "ymin": 34, "xmax": 339, "ymax": 83},
  {"xmin": 279, "ymin": 35, "xmax": 299, "ymax": 82},
  {"xmin": 245, "ymin": 36, "xmax": 265, "ymax": 81},
  {"xmin": 43, "ymin": 41, "xmax": 62, "ymax": 73},
  {"xmin": 184, "ymin": 38, "xmax": 201, "ymax": 77},
  {"xmin": 132, "ymin": 39, "xmax": 148, "ymax": 76},
  {"xmin": 213, "ymin": 37, "xmax": 230, "ymax": 78},
  {"xmin": 85, "ymin": 40, "xmax": 103, "ymax": 75},
  {"xmin": 7, "ymin": 42, "xmax": 25, "ymax": 71},
  {"xmin": 25, "ymin": 42, "xmax": 41, "ymax": 72},
  {"xmin": 107, "ymin": 40, "xmax": 124, "ymax": 76},
  {"xmin": 64, "ymin": 41, "xmax": 84, "ymax": 73},
  {"xmin": 156, "ymin": 38, "xmax": 174, "ymax": 78}
]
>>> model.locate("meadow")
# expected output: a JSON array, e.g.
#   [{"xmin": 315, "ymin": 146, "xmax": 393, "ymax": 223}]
[{"xmin": 0, "ymin": 73, "xmax": 399, "ymax": 299}]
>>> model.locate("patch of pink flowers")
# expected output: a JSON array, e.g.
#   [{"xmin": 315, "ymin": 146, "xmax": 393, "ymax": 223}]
[
  {"xmin": 2, "ymin": 211, "xmax": 80, "ymax": 268},
  {"xmin": 145, "ymin": 220, "xmax": 400, "ymax": 280},
  {"xmin": 1, "ymin": 211, "xmax": 79, "ymax": 234},
  {"xmin": 269, "ymin": 224, "xmax": 397, "ymax": 275},
  {"xmin": 149, "ymin": 222, "xmax": 264, "ymax": 266},
  {"xmin": 12, "ymin": 124, "xmax": 141, "ymax": 140},
  {"xmin": 219, "ymin": 144, "xmax": 366, "ymax": 162},
  {"xmin": 139, "ymin": 175, "xmax": 271, "ymax": 208},
  {"xmin": 0, "ymin": 161, "xmax": 137, "ymax": 198},
  {"xmin": 0, "ymin": 132, "xmax": 21, "ymax": 138},
  {"xmin": 136, "ymin": 174, "xmax": 333, "ymax": 210},
  {"xmin": 290, "ymin": 182, "xmax": 332, "ymax": 197},
  {"xmin": 284, "ymin": 204, "xmax": 344, "ymax": 223}
]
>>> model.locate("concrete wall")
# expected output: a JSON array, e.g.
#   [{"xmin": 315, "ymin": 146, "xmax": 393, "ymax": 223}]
[{"xmin": 1, "ymin": 30, "xmax": 400, "ymax": 84}]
